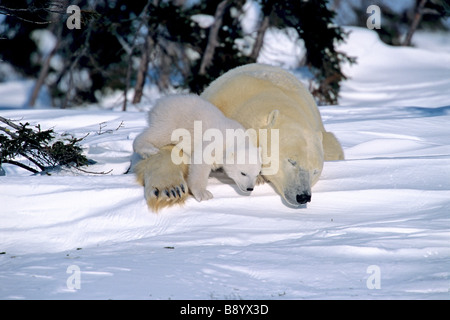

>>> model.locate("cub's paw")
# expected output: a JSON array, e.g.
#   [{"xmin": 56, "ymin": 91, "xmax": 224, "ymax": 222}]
[{"xmin": 190, "ymin": 188, "xmax": 213, "ymax": 202}]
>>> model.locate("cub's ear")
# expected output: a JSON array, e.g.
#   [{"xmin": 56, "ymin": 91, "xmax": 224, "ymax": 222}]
[{"xmin": 267, "ymin": 110, "xmax": 280, "ymax": 128}]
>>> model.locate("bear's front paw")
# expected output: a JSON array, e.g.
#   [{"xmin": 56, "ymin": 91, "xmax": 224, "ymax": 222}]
[
  {"xmin": 191, "ymin": 188, "xmax": 213, "ymax": 202},
  {"xmin": 147, "ymin": 183, "xmax": 188, "ymax": 204},
  {"xmin": 133, "ymin": 145, "xmax": 189, "ymax": 211}
]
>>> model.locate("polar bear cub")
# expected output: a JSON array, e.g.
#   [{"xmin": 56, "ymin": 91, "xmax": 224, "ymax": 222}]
[{"xmin": 133, "ymin": 94, "xmax": 262, "ymax": 202}]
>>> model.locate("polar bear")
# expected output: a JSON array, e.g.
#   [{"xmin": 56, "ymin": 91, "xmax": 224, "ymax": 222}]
[
  {"xmin": 133, "ymin": 94, "xmax": 262, "ymax": 204},
  {"xmin": 134, "ymin": 64, "xmax": 344, "ymax": 210},
  {"xmin": 201, "ymin": 64, "xmax": 344, "ymax": 206}
]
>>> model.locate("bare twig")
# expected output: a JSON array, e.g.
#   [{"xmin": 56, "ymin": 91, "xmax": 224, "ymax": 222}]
[
  {"xmin": 0, "ymin": 116, "xmax": 22, "ymax": 130},
  {"xmin": 1, "ymin": 159, "xmax": 39, "ymax": 174},
  {"xmin": 70, "ymin": 165, "xmax": 113, "ymax": 175},
  {"xmin": 0, "ymin": 2, "xmax": 65, "ymax": 25}
]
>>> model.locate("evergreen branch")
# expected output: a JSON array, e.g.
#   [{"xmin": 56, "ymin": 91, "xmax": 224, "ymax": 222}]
[
  {"xmin": 0, "ymin": 117, "xmax": 92, "ymax": 175},
  {"xmin": 1, "ymin": 159, "xmax": 39, "ymax": 174},
  {"xmin": 0, "ymin": 116, "xmax": 22, "ymax": 131}
]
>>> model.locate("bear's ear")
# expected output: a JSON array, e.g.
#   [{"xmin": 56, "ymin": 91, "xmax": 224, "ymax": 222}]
[{"xmin": 267, "ymin": 110, "xmax": 280, "ymax": 128}]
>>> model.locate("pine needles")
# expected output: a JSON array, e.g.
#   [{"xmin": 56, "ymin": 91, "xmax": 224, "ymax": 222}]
[{"xmin": 0, "ymin": 116, "xmax": 91, "ymax": 175}]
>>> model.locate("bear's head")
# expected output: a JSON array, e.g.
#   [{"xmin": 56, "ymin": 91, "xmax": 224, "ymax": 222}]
[{"xmin": 261, "ymin": 110, "xmax": 324, "ymax": 206}]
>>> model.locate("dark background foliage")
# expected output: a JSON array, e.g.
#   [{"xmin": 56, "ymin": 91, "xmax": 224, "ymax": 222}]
[{"xmin": 0, "ymin": 0, "xmax": 448, "ymax": 108}]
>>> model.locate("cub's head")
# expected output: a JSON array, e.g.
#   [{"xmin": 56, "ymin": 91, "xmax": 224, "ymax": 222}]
[{"xmin": 222, "ymin": 144, "xmax": 262, "ymax": 193}]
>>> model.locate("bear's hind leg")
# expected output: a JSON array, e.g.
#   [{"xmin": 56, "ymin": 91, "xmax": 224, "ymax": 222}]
[
  {"xmin": 134, "ymin": 145, "xmax": 189, "ymax": 211},
  {"xmin": 133, "ymin": 129, "xmax": 162, "ymax": 158},
  {"xmin": 322, "ymin": 131, "xmax": 345, "ymax": 161}
]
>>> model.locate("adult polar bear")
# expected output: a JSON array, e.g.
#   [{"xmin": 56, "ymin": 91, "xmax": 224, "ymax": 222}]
[{"xmin": 135, "ymin": 63, "xmax": 344, "ymax": 210}]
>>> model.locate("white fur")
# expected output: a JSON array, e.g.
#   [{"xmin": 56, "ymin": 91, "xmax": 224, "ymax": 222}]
[
  {"xmin": 133, "ymin": 94, "xmax": 262, "ymax": 202},
  {"xmin": 201, "ymin": 63, "xmax": 344, "ymax": 207}
]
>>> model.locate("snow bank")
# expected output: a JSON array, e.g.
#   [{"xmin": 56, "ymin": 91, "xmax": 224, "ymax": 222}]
[{"xmin": 338, "ymin": 27, "xmax": 450, "ymax": 108}]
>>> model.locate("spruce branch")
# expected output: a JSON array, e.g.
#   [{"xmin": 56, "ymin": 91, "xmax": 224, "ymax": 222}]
[{"xmin": 0, "ymin": 116, "xmax": 92, "ymax": 175}]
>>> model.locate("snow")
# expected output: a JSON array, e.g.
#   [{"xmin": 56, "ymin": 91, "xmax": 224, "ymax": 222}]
[
  {"xmin": 1, "ymin": 27, "xmax": 449, "ymax": 300},
  {"xmin": 0, "ymin": 79, "xmax": 52, "ymax": 109},
  {"xmin": 191, "ymin": 14, "xmax": 215, "ymax": 29}
]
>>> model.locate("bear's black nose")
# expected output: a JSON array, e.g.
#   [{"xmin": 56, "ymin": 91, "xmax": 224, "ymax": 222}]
[
  {"xmin": 247, "ymin": 188, "xmax": 254, "ymax": 192},
  {"xmin": 296, "ymin": 193, "xmax": 311, "ymax": 204}
]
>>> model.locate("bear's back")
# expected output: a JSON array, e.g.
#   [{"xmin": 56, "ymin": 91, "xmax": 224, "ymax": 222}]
[
  {"xmin": 148, "ymin": 94, "xmax": 234, "ymax": 131},
  {"xmin": 201, "ymin": 64, "xmax": 324, "ymax": 131}
]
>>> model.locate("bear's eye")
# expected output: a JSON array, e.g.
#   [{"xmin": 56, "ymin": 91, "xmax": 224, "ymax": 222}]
[
  {"xmin": 288, "ymin": 159, "xmax": 297, "ymax": 166},
  {"xmin": 241, "ymin": 172, "xmax": 247, "ymax": 176}
]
